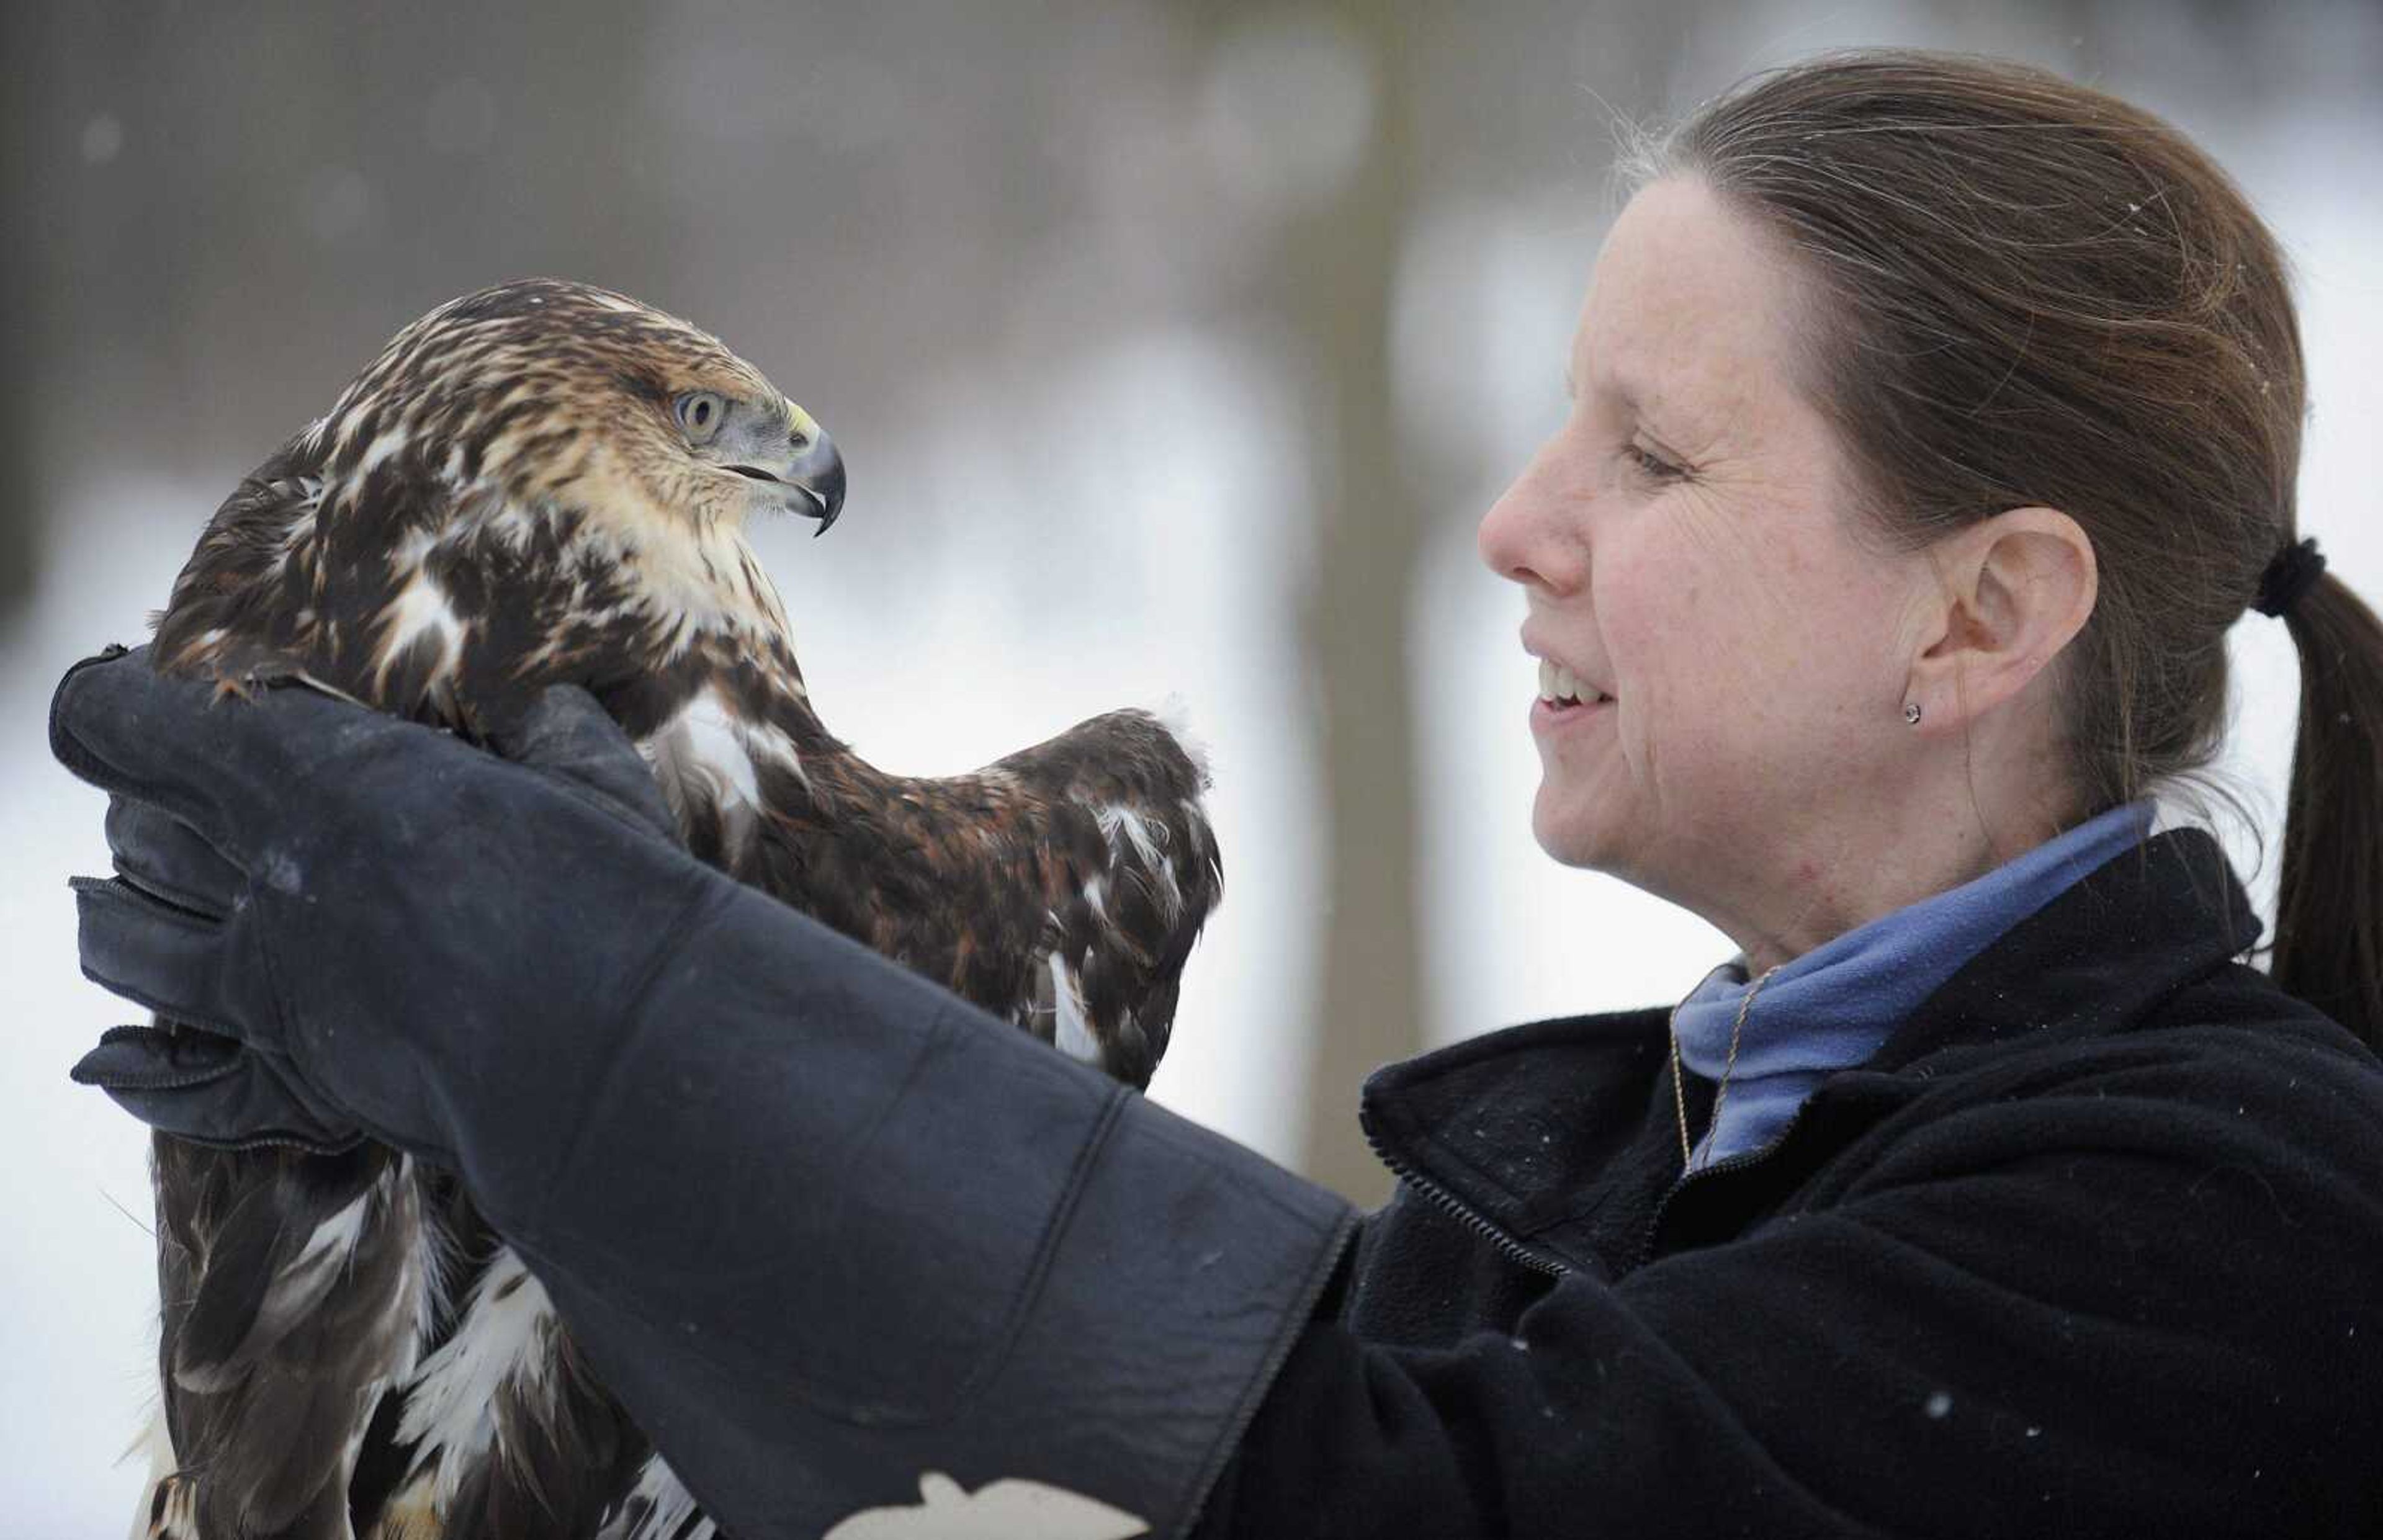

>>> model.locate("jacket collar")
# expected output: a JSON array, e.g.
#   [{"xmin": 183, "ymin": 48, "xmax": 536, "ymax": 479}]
[{"xmin": 1358, "ymin": 827, "xmax": 2264, "ymax": 1272}]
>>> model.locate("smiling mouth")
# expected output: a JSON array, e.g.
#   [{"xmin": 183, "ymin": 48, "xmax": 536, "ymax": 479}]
[{"xmin": 1536, "ymin": 658, "xmax": 1612, "ymax": 707}]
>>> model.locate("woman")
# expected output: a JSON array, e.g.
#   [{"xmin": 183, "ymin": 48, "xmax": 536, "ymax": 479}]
[{"xmin": 55, "ymin": 47, "xmax": 2383, "ymax": 1538}]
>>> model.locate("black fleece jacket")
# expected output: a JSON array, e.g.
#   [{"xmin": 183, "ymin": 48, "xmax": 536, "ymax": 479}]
[{"xmin": 1195, "ymin": 828, "xmax": 2383, "ymax": 1537}]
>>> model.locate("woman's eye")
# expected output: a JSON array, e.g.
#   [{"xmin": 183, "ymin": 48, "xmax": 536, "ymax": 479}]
[
  {"xmin": 675, "ymin": 391, "xmax": 729, "ymax": 444},
  {"xmin": 1623, "ymin": 442, "xmax": 1684, "ymax": 481}
]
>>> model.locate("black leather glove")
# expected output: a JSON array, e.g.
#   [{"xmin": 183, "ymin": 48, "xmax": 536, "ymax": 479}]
[
  {"xmin": 58, "ymin": 645, "xmax": 700, "ymax": 1166},
  {"xmin": 53, "ymin": 645, "xmax": 1357, "ymax": 1539},
  {"xmin": 63, "ymin": 648, "xmax": 683, "ymax": 1158}
]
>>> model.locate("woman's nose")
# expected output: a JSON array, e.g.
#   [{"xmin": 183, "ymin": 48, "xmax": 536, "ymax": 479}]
[{"xmin": 1477, "ymin": 446, "xmax": 1576, "ymax": 593}]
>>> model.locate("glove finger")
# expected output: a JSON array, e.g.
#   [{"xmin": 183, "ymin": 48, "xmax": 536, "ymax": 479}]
[
  {"xmin": 71, "ymin": 1021, "xmax": 245, "ymax": 1090},
  {"xmin": 105, "ymin": 796, "xmax": 243, "ymax": 919},
  {"xmin": 74, "ymin": 1026, "xmax": 364, "ymax": 1155},
  {"xmin": 490, "ymin": 683, "xmax": 680, "ymax": 845},
  {"xmin": 50, "ymin": 647, "xmax": 259, "ymax": 844},
  {"xmin": 50, "ymin": 645, "xmax": 401, "ymax": 852},
  {"xmin": 71, "ymin": 875, "xmax": 274, "ymax": 1048}
]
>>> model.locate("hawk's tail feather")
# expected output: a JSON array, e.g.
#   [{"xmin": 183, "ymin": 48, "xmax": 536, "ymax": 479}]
[
  {"xmin": 138, "ymin": 1472, "xmax": 198, "ymax": 1540},
  {"xmin": 153, "ymin": 1137, "xmax": 422, "ymax": 1540}
]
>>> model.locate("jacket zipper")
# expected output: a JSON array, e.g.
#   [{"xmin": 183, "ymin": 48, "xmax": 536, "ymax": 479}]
[
  {"xmin": 1358, "ymin": 1107, "xmax": 1569, "ymax": 1278},
  {"xmin": 1635, "ymin": 1099, "xmax": 1817, "ymax": 1270}
]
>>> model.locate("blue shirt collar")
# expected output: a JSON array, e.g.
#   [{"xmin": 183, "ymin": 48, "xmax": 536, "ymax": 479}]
[{"xmin": 1672, "ymin": 798, "xmax": 2160, "ymax": 1168}]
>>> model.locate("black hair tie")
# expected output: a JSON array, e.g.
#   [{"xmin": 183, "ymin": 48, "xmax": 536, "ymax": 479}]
[{"xmin": 2253, "ymin": 535, "xmax": 2325, "ymax": 618}]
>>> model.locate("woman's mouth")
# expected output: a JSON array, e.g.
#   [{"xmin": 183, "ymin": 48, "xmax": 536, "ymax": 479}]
[{"xmin": 1531, "ymin": 659, "xmax": 1612, "ymax": 732}]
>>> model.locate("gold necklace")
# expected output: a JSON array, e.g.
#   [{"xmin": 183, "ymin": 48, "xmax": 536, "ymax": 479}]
[{"xmin": 1670, "ymin": 961, "xmax": 1786, "ymax": 1171}]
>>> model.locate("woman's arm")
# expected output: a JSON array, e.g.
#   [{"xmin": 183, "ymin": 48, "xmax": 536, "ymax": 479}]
[{"xmin": 1199, "ymin": 1021, "xmax": 2383, "ymax": 1537}]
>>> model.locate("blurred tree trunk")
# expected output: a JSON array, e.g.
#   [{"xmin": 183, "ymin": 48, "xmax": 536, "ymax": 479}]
[
  {"xmin": 1257, "ymin": 0, "xmax": 1707, "ymax": 1204},
  {"xmin": 1269, "ymin": 2, "xmax": 1425, "ymax": 1208},
  {"xmin": 0, "ymin": 1, "xmax": 47, "ymax": 616}
]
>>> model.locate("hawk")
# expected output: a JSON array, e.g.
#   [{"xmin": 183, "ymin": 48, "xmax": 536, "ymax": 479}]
[{"xmin": 129, "ymin": 279, "xmax": 1223, "ymax": 1539}]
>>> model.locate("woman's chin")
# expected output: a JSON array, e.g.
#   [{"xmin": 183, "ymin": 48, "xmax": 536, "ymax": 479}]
[{"xmin": 1530, "ymin": 789, "xmax": 1614, "ymax": 870}]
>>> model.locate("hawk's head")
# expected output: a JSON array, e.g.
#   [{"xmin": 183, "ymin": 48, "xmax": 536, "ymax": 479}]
[
  {"xmin": 157, "ymin": 277, "xmax": 846, "ymax": 713},
  {"xmin": 313, "ymin": 277, "xmax": 843, "ymax": 539}
]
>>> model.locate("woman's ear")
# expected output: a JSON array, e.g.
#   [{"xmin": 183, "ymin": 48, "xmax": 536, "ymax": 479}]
[{"xmin": 1905, "ymin": 506, "xmax": 2098, "ymax": 727}]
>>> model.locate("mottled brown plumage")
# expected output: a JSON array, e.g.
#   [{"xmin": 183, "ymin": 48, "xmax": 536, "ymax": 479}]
[{"xmin": 134, "ymin": 279, "xmax": 1223, "ymax": 1539}]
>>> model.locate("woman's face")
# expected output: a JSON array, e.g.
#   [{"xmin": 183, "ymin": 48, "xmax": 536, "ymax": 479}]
[{"xmin": 1477, "ymin": 176, "xmax": 1931, "ymax": 925}]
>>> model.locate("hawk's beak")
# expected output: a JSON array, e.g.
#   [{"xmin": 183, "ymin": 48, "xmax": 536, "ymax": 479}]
[
  {"xmin": 719, "ymin": 417, "xmax": 843, "ymax": 536},
  {"xmin": 786, "ymin": 429, "xmax": 845, "ymax": 537},
  {"xmin": 725, "ymin": 403, "xmax": 844, "ymax": 535}
]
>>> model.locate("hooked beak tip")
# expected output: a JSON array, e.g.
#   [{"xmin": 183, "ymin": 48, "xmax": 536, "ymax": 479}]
[{"xmin": 787, "ymin": 431, "xmax": 845, "ymax": 537}]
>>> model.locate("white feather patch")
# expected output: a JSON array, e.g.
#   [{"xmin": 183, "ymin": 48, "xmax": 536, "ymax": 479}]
[
  {"xmin": 175, "ymin": 1178, "xmax": 386, "ymax": 1395},
  {"xmin": 742, "ymin": 713, "xmax": 810, "ymax": 791},
  {"xmin": 597, "ymin": 1454, "xmax": 718, "ymax": 1540},
  {"xmin": 644, "ymin": 683, "xmax": 810, "ymax": 862},
  {"xmin": 1093, "ymin": 803, "xmax": 1183, "ymax": 921},
  {"xmin": 394, "ymin": 1246, "xmax": 555, "ymax": 1505},
  {"xmin": 1093, "ymin": 803, "xmax": 1163, "ymax": 866},
  {"xmin": 128, "ymin": 1414, "xmax": 184, "ymax": 1540},
  {"xmin": 265, "ymin": 505, "xmax": 319, "ymax": 579},
  {"xmin": 403, "ymin": 1153, "xmax": 451, "ymax": 1361},
  {"xmin": 677, "ymin": 687, "xmax": 763, "ymax": 807},
  {"xmin": 373, "ymin": 570, "xmax": 468, "ymax": 690},
  {"xmin": 1045, "ymin": 952, "xmax": 1102, "ymax": 1067},
  {"xmin": 296, "ymin": 1189, "xmax": 373, "ymax": 1269},
  {"xmin": 1150, "ymin": 691, "xmax": 1213, "ymax": 784},
  {"xmin": 140, "ymin": 1475, "xmax": 198, "ymax": 1540},
  {"xmin": 358, "ymin": 424, "xmax": 410, "ymax": 476}
]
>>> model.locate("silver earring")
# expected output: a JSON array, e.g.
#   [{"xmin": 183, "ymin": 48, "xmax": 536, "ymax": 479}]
[{"xmin": 1903, "ymin": 702, "xmax": 1922, "ymax": 725}]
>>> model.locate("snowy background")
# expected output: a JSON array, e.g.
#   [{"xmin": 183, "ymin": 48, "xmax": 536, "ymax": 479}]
[{"xmin": 5, "ymin": 2, "xmax": 2380, "ymax": 1529}]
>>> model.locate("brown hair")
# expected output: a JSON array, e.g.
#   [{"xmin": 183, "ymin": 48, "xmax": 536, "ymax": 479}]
[{"xmin": 1617, "ymin": 48, "xmax": 2383, "ymax": 1047}]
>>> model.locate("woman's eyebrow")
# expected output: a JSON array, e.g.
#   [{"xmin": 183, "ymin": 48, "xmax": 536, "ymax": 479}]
[{"xmin": 1564, "ymin": 365, "xmax": 1654, "ymax": 417}]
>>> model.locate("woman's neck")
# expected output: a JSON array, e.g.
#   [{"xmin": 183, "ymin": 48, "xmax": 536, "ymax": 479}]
[{"xmin": 1712, "ymin": 787, "xmax": 2089, "ymax": 976}]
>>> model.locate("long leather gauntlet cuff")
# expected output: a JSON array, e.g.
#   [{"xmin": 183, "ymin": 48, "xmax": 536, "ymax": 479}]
[{"xmin": 447, "ymin": 875, "xmax": 1359, "ymax": 1540}]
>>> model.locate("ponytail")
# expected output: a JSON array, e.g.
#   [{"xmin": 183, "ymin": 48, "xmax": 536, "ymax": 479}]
[{"xmin": 2266, "ymin": 562, "xmax": 2383, "ymax": 1049}]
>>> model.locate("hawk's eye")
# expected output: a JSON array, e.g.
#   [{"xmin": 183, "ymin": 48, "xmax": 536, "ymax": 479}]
[{"xmin": 674, "ymin": 390, "xmax": 729, "ymax": 445}]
